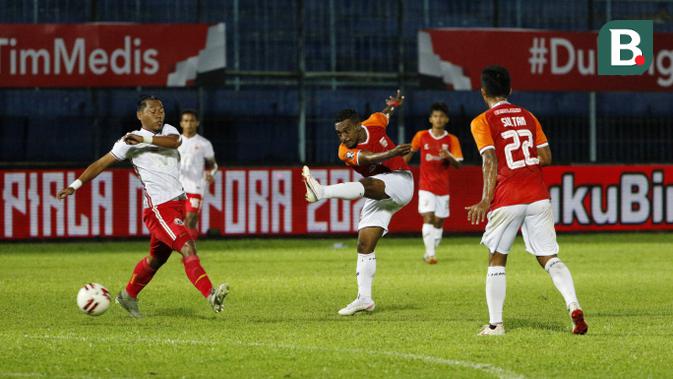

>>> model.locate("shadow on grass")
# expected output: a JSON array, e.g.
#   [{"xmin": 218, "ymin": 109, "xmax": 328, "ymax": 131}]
[
  {"xmin": 507, "ymin": 318, "xmax": 567, "ymax": 333},
  {"xmin": 152, "ymin": 307, "xmax": 213, "ymax": 320}
]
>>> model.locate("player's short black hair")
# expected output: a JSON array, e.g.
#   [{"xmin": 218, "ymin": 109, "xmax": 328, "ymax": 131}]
[
  {"xmin": 481, "ymin": 65, "xmax": 511, "ymax": 98},
  {"xmin": 335, "ymin": 109, "xmax": 360, "ymax": 124},
  {"xmin": 429, "ymin": 102, "xmax": 449, "ymax": 116},
  {"xmin": 180, "ymin": 109, "xmax": 199, "ymax": 121},
  {"xmin": 137, "ymin": 95, "xmax": 161, "ymax": 112}
]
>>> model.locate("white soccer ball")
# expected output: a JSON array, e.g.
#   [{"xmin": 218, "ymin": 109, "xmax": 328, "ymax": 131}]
[{"xmin": 77, "ymin": 283, "xmax": 111, "ymax": 316}]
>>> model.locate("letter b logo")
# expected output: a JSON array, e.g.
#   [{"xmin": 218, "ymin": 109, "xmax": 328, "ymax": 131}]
[{"xmin": 598, "ymin": 20, "xmax": 653, "ymax": 75}]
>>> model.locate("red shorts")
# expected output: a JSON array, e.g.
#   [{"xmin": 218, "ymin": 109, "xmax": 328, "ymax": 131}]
[
  {"xmin": 143, "ymin": 200, "xmax": 191, "ymax": 252},
  {"xmin": 185, "ymin": 193, "xmax": 203, "ymax": 214}
]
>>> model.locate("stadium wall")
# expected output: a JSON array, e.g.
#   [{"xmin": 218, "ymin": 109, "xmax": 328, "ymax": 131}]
[{"xmin": 2, "ymin": 165, "xmax": 672, "ymax": 240}]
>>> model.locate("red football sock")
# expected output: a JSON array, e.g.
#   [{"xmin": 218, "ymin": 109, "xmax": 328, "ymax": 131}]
[
  {"xmin": 125, "ymin": 257, "xmax": 157, "ymax": 299},
  {"xmin": 182, "ymin": 255, "xmax": 213, "ymax": 297}
]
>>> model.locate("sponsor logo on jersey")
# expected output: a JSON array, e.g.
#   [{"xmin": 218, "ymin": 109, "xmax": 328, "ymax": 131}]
[{"xmin": 379, "ymin": 137, "xmax": 388, "ymax": 148}]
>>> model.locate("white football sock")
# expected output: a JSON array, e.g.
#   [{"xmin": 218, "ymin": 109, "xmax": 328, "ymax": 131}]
[
  {"xmin": 422, "ymin": 224, "xmax": 435, "ymax": 256},
  {"xmin": 486, "ymin": 266, "xmax": 506, "ymax": 324},
  {"xmin": 544, "ymin": 257, "xmax": 580, "ymax": 310},
  {"xmin": 433, "ymin": 226, "xmax": 443, "ymax": 248},
  {"xmin": 323, "ymin": 182, "xmax": 365, "ymax": 200},
  {"xmin": 356, "ymin": 253, "xmax": 376, "ymax": 301}
]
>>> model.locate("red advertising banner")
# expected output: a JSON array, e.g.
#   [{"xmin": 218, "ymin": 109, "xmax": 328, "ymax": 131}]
[
  {"xmin": 419, "ymin": 28, "xmax": 673, "ymax": 91},
  {"xmin": 0, "ymin": 23, "xmax": 225, "ymax": 87},
  {"xmin": 1, "ymin": 165, "xmax": 672, "ymax": 240}
]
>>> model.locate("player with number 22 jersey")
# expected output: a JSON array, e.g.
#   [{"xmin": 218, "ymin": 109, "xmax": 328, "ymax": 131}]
[
  {"xmin": 466, "ymin": 65, "xmax": 587, "ymax": 337},
  {"xmin": 470, "ymin": 99, "xmax": 549, "ymax": 210}
]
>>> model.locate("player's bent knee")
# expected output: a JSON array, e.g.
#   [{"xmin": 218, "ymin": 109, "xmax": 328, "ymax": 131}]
[
  {"xmin": 421, "ymin": 213, "xmax": 435, "ymax": 224},
  {"xmin": 180, "ymin": 241, "xmax": 198, "ymax": 257},
  {"xmin": 147, "ymin": 255, "xmax": 168, "ymax": 270},
  {"xmin": 489, "ymin": 252, "xmax": 508, "ymax": 266},
  {"xmin": 536, "ymin": 254, "xmax": 557, "ymax": 268}
]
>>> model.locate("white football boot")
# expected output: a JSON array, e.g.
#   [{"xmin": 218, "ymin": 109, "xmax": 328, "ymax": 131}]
[
  {"xmin": 478, "ymin": 323, "xmax": 505, "ymax": 336},
  {"xmin": 338, "ymin": 297, "xmax": 376, "ymax": 316},
  {"xmin": 302, "ymin": 166, "xmax": 324, "ymax": 203},
  {"xmin": 208, "ymin": 283, "xmax": 229, "ymax": 313},
  {"xmin": 116, "ymin": 289, "xmax": 142, "ymax": 318}
]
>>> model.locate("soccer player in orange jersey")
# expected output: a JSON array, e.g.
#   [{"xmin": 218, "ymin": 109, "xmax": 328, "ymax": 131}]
[
  {"xmin": 465, "ymin": 66, "xmax": 587, "ymax": 336},
  {"xmin": 302, "ymin": 90, "xmax": 414, "ymax": 316},
  {"xmin": 404, "ymin": 102, "xmax": 463, "ymax": 264}
]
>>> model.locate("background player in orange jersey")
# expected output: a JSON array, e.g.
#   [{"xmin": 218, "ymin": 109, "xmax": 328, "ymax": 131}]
[
  {"xmin": 302, "ymin": 90, "xmax": 414, "ymax": 316},
  {"xmin": 466, "ymin": 66, "xmax": 587, "ymax": 336},
  {"xmin": 404, "ymin": 102, "xmax": 463, "ymax": 264}
]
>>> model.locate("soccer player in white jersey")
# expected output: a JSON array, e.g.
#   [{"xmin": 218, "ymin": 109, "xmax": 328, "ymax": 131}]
[
  {"xmin": 58, "ymin": 95, "xmax": 229, "ymax": 318},
  {"xmin": 177, "ymin": 110, "xmax": 218, "ymax": 240}
]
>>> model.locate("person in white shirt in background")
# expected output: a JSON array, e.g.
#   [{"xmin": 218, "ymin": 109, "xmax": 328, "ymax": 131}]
[{"xmin": 177, "ymin": 110, "xmax": 218, "ymax": 240}]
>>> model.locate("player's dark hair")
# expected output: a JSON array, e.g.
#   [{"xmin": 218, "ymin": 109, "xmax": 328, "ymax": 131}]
[
  {"xmin": 481, "ymin": 65, "xmax": 511, "ymax": 98},
  {"xmin": 180, "ymin": 109, "xmax": 199, "ymax": 121},
  {"xmin": 429, "ymin": 102, "xmax": 449, "ymax": 116},
  {"xmin": 137, "ymin": 95, "xmax": 161, "ymax": 112},
  {"xmin": 335, "ymin": 109, "xmax": 360, "ymax": 124}
]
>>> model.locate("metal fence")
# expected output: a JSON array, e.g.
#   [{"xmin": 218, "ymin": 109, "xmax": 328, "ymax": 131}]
[{"xmin": 1, "ymin": 0, "xmax": 673, "ymax": 165}]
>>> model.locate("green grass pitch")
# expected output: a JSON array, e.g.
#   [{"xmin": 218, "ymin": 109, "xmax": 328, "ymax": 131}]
[{"xmin": 1, "ymin": 233, "xmax": 672, "ymax": 378}]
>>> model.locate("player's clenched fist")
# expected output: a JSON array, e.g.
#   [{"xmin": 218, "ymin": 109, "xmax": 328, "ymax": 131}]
[
  {"xmin": 123, "ymin": 133, "xmax": 144, "ymax": 145},
  {"xmin": 57, "ymin": 187, "xmax": 75, "ymax": 200}
]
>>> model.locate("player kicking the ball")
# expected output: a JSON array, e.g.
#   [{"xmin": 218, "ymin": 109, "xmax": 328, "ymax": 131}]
[
  {"xmin": 404, "ymin": 102, "xmax": 463, "ymax": 264},
  {"xmin": 466, "ymin": 66, "xmax": 587, "ymax": 335},
  {"xmin": 302, "ymin": 90, "xmax": 414, "ymax": 316},
  {"xmin": 58, "ymin": 95, "xmax": 228, "ymax": 318}
]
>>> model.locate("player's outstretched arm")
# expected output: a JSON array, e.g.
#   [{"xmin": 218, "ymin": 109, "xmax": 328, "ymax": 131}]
[
  {"xmin": 465, "ymin": 149, "xmax": 497, "ymax": 224},
  {"xmin": 537, "ymin": 145, "xmax": 552, "ymax": 166},
  {"xmin": 381, "ymin": 89, "xmax": 404, "ymax": 117},
  {"xmin": 123, "ymin": 133, "xmax": 181, "ymax": 149},
  {"xmin": 57, "ymin": 153, "xmax": 118, "ymax": 199},
  {"xmin": 359, "ymin": 143, "xmax": 412, "ymax": 166}
]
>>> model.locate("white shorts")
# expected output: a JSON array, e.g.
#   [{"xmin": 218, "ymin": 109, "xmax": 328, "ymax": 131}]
[
  {"xmin": 358, "ymin": 171, "xmax": 414, "ymax": 234},
  {"xmin": 418, "ymin": 190, "xmax": 450, "ymax": 218},
  {"xmin": 481, "ymin": 199, "xmax": 558, "ymax": 256}
]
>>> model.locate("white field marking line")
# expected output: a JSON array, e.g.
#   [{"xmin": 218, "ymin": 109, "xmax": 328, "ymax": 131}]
[{"xmin": 19, "ymin": 334, "xmax": 524, "ymax": 379}]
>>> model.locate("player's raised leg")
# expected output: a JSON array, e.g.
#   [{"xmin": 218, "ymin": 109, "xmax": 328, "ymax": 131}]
[
  {"xmin": 338, "ymin": 226, "xmax": 382, "ymax": 316},
  {"xmin": 302, "ymin": 165, "xmax": 365, "ymax": 202}
]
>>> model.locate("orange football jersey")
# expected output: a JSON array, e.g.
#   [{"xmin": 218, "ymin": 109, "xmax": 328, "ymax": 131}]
[
  {"xmin": 338, "ymin": 112, "xmax": 411, "ymax": 177},
  {"xmin": 470, "ymin": 101, "xmax": 549, "ymax": 210},
  {"xmin": 410, "ymin": 129, "xmax": 463, "ymax": 196}
]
